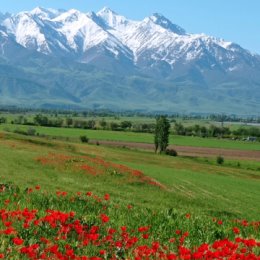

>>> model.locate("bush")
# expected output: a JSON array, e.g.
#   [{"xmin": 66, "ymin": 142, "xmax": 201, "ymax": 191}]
[
  {"xmin": 27, "ymin": 127, "xmax": 37, "ymax": 136},
  {"xmin": 80, "ymin": 135, "xmax": 89, "ymax": 143},
  {"xmin": 0, "ymin": 117, "xmax": 7, "ymax": 124},
  {"xmin": 165, "ymin": 148, "xmax": 178, "ymax": 157},
  {"xmin": 216, "ymin": 155, "xmax": 224, "ymax": 165},
  {"xmin": 14, "ymin": 128, "xmax": 27, "ymax": 135}
]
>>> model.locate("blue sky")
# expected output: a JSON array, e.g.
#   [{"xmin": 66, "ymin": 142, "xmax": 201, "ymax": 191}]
[{"xmin": 1, "ymin": 0, "xmax": 259, "ymax": 54}]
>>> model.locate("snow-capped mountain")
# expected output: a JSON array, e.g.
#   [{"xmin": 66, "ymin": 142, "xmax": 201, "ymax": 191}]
[
  {"xmin": 0, "ymin": 7, "xmax": 259, "ymax": 114},
  {"xmin": 2, "ymin": 7, "xmax": 135, "ymax": 64},
  {"xmin": 2, "ymin": 6, "xmax": 259, "ymax": 70}
]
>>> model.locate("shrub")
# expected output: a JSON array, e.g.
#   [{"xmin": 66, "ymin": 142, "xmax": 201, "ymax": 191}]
[
  {"xmin": 14, "ymin": 128, "xmax": 27, "ymax": 135},
  {"xmin": 0, "ymin": 117, "xmax": 7, "ymax": 124},
  {"xmin": 80, "ymin": 135, "xmax": 89, "ymax": 143},
  {"xmin": 216, "ymin": 155, "xmax": 224, "ymax": 165},
  {"xmin": 165, "ymin": 148, "xmax": 178, "ymax": 157},
  {"xmin": 27, "ymin": 127, "xmax": 37, "ymax": 136}
]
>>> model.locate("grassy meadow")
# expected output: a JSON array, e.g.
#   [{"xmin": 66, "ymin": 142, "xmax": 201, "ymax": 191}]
[
  {"xmin": 0, "ymin": 131, "xmax": 259, "ymax": 219},
  {"xmin": 0, "ymin": 125, "xmax": 259, "ymax": 259}
]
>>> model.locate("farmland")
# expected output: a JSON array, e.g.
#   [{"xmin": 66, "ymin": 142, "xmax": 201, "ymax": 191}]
[
  {"xmin": 1, "ymin": 123, "xmax": 260, "ymax": 151},
  {"xmin": 0, "ymin": 120, "xmax": 260, "ymax": 259}
]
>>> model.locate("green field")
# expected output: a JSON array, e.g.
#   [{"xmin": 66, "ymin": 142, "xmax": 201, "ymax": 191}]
[
  {"xmin": 1, "ymin": 123, "xmax": 260, "ymax": 151},
  {"xmin": 1, "ymin": 131, "xmax": 259, "ymax": 220},
  {"xmin": 1, "ymin": 128, "xmax": 260, "ymax": 259}
]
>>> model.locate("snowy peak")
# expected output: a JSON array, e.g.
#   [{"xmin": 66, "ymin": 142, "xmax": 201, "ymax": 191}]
[
  {"xmin": 86, "ymin": 11, "xmax": 109, "ymax": 30},
  {"xmin": 98, "ymin": 7, "xmax": 116, "ymax": 15},
  {"xmin": 48, "ymin": 8, "xmax": 132, "ymax": 60},
  {"xmin": 97, "ymin": 6, "xmax": 118, "ymax": 18},
  {"xmin": 0, "ymin": 6, "xmax": 258, "ymax": 74},
  {"xmin": 97, "ymin": 7, "xmax": 130, "ymax": 28},
  {"xmin": 149, "ymin": 13, "xmax": 186, "ymax": 34},
  {"xmin": 53, "ymin": 9, "xmax": 84, "ymax": 23},
  {"xmin": 30, "ymin": 7, "xmax": 63, "ymax": 19},
  {"xmin": 2, "ymin": 12, "xmax": 52, "ymax": 54},
  {"xmin": 52, "ymin": 10, "xmax": 107, "ymax": 52}
]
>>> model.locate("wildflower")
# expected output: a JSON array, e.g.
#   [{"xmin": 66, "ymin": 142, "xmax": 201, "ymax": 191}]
[
  {"xmin": 99, "ymin": 250, "xmax": 106, "ymax": 255},
  {"xmin": 61, "ymin": 191, "xmax": 67, "ymax": 197},
  {"xmin": 233, "ymin": 227, "xmax": 240, "ymax": 234},
  {"xmin": 175, "ymin": 230, "xmax": 181, "ymax": 235},
  {"xmin": 27, "ymin": 188, "xmax": 33, "ymax": 194},
  {"xmin": 142, "ymin": 233, "xmax": 149, "ymax": 239},
  {"xmin": 115, "ymin": 241, "xmax": 122, "ymax": 248},
  {"xmin": 121, "ymin": 226, "xmax": 127, "ymax": 232},
  {"xmin": 167, "ymin": 253, "xmax": 177, "ymax": 260},
  {"xmin": 13, "ymin": 237, "xmax": 24, "ymax": 245},
  {"xmin": 4, "ymin": 227, "xmax": 15, "ymax": 235},
  {"xmin": 138, "ymin": 226, "xmax": 149, "ymax": 233},
  {"xmin": 183, "ymin": 231, "xmax": 189, "ymax": 237},
  {"xmin": 4, "ymin": 221, "xmax": 12, "ymax": 227},
  {"xmin": 185, "ymin": 213, "xmax": 191, "ymax": 219},
  {"xmin": 86, "ymin": 191, "xmax": 92, "ymax": 196},
  {"xmin": 100, "ymin": 214, "xmax": 109, "ymax": 223},
  {"xmin": 104, "ymin": 193, "xmax": 110, "ymax": 201}
]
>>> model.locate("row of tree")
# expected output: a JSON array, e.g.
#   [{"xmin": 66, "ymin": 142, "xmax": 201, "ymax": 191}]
[
  {"xmin": 173, "ymin": 123, "xmax": 260, "ymax": 138},
  {"xmin": 8, "ymin": 115, "xmax": 156, "ymax": 133},
  {"xmin": 1, "ymin": 114, "xmax": 260, "ymax": 138},
  {"xmin": 173, "ymin": 123, "xmax": 231, "ymax": 137}
]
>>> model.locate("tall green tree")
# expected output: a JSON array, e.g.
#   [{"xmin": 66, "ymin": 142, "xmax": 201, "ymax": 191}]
[{"xmin": 154, "ymin": 116, "xmax": 170, "ymax": 153}]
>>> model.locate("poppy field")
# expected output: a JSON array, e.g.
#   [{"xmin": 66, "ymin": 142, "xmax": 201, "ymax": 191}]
[
  {"xmin": 0, "ymin": 183, "xmax": 259, "ymax": 259},
  {"xmin": 0, "ymin": 131, "xmax": 260, "ymax": 259}
]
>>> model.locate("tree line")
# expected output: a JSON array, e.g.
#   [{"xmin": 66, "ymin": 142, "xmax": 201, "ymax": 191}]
[
  {"xmin": 1, "ymin": 114, "xmax": 259, "ymax": 139},
  {"xmin": 173, "ymin": 123, "xmax": 260, "ymax": 138},
  {"xmin": 5, "ymin": 114, "xmax": 156, "ymax": 133}
]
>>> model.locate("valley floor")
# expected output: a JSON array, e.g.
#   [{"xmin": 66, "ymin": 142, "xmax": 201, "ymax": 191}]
[{"xmin": 88, "ymin": 139, "xmax": 260, "ymax": 161}]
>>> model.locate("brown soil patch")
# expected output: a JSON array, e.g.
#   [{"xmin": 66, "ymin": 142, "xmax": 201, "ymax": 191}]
[{"xmin": 90, "ymin": 140, "xmax": 260, "ymax": 162}]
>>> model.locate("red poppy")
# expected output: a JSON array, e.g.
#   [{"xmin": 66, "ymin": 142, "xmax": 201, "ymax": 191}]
[
  {"xmin": 104, "ymin": 194, "xmax": 110, "ymax": 201},
  {"xmin": 13, "ymin": 237, "xmax": 24, "ymax": 246},
  {"xmin": 233, "ymin": 227, "xmax": 240, "ymax": 234},
  {"xmin": 100, "ymin": 214, "xmax": 109, "ymax": 223}
]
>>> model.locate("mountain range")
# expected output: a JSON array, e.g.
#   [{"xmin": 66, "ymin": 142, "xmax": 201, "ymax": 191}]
[{"xmin": 0, "ymin": 7, "xmax": 259, "ymax": 114}]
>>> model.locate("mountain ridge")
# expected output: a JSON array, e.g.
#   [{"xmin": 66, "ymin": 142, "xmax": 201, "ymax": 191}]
[{"xmin": 0, "ymin": 7, "xmax": 259, "ymax": 115}]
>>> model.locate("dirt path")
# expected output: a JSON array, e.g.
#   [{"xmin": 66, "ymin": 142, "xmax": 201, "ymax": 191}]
[{"xmin": 90, "ymin": 140, "xmax": 260, "ymax": 161}]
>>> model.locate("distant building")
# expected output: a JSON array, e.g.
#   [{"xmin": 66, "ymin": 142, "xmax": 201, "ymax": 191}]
[{"xmin": 246, "ymin": 136, "xmax": 257, "ymax": 142}]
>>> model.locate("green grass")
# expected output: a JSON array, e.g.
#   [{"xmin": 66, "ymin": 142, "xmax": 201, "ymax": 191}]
[
  {"xmin": 0, "ymin": 124, "xmax": 259, "ymax": 259},
  {"xmin": 1, "ymin": 123, "xmax": 260, "ymax": 150},
  {"xmin": 191, "ymin": 156, "xmax": 260, "ymax": 171},
  {"xmin": 0, "ymin": 131, "xmax": 259, "ymax": 220},
  {"xmin": 170, "ymin": 135, "xmax": 260, "ymax": 150}
]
